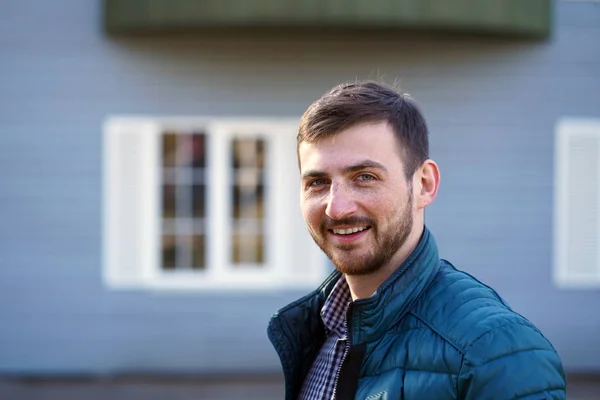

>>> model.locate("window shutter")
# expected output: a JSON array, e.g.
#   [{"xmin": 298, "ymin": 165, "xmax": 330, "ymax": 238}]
[
  {"xmin": 554, "ymin": 119, "xmax": 600, "ymax": 288},
  {"xmin": 103, "ymin": 118, "xmax": 160, "ymax": 288}
]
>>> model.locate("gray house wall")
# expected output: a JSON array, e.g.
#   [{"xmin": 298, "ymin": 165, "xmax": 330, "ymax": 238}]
[{"xmin": 0, "ymin": 0, "xmax": 599, "ymax": 374}]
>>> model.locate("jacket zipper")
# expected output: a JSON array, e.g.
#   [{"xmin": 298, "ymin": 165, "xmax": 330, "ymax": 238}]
[{"xmin": 332, "ymin": 302, "xmax": 353, "ymax": 399}]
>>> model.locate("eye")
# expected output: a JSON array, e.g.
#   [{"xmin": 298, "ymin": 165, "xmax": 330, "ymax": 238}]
[
  {"xmin": 356, "ymin": 173, "xmax": 376, "ymax": 182},
  {"xmin": 308, "ymin": 178, "xmax": 329, "ymax": 188}
]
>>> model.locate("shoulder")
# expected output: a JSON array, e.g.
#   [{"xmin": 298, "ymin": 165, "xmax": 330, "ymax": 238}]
[
  {"xmin": 411, "ymin": 260, "xmax": 566, "ymax": 398},
  {"xmin": 411, "ymin": 260, "xmax": 544, "ymax": 353},
  {"xmin": 458, "ymin": 318, "xmax": 566, "ymax": 399}
]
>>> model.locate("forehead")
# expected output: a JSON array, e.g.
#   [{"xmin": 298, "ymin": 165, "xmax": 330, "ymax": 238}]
[{"xmin": 298, "ymin": 121, "xmax": 403, "ymax": 172}]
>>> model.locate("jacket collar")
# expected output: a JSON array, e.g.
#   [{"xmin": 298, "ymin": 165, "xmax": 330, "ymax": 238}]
[{"xmin": 348, "ymin": 226, "xmax": 441, "ymax": 345}]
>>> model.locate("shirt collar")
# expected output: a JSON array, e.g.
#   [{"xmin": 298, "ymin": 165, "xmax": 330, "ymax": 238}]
[{"xmin": 320, "ymin": 275, "xmax": 352, "ymax": 338}]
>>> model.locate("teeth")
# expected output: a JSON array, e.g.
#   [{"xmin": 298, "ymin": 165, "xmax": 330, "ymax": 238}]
[{"xmin": 333, "ymin": 227, "xmax": 366, "ymax": 235}]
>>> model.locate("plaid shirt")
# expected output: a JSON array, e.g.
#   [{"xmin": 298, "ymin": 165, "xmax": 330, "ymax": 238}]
[{"xmin": 299, "ymin": 276, "xmax": 353, "ymax": 400}]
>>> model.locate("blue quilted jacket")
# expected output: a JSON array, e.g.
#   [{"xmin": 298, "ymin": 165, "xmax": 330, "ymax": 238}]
[{"xmin": 267, "ymin": 228, "xmax": 566, "ymax": 399}]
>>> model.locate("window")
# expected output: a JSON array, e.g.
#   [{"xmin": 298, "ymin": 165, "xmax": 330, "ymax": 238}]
[
  {"xmin": 103, "ymin": 117, "xmax": 324, "ymax": 290},
  {"xmin": 554, "ymin": 118, "xmax": 600, "ymax": 288}
]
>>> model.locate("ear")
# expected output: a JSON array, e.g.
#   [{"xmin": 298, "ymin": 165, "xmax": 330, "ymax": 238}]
[{"xmin": 414, "ymin": 159, "xmax": 440, "ymax": 209}]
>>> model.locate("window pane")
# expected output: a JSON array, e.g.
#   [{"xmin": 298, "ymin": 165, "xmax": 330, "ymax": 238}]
[
  {"xmin": 162, "ymin": 133, "xmax": 178, "ymax": 167},
  {"xmin": 232, "ymin": 184, "xmax": 264, "ymax": 219},
  {"xmin": 177, "ymin": 235, "xmax": 193, "ymax": 269},
  {"xmin": 232, "ymin": 138, "xmax": 264, "ymax": 169},
  {"xmin": 191, "ymin": 133, "xmax": 206, "ymax": 168},
  {"xmin": 193, "ymin": 185, "xmax": 205, "ymax": 218},
  {"xmin": 178, "ymin": 132, "xmax": 207, "ymax": 168},
  {"xmin": 176, "ymin": 185, "xmax": 192, "ymax": 218},
  {"xmin": 162, "ymin": 184, "xmax": 176, "ymax": 218},
  {"xmin": 192, "ymin": 235, "xmax": 206, "ymax": 269},
  {"xmin": 162, "ymin": 235, "xmax": 177, "ymax": 269},
  {"xmin": 232, "ymin": 233, "xmax": 264, "ymax": 264}
]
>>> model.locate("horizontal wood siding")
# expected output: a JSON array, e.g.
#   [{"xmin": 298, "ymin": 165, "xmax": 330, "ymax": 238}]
[{"xmin": 0, "ymin": 0, "xmax": 599, "ymax": 373}]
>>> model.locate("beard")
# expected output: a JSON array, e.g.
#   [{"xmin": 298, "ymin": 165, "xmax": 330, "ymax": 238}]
[{"xmin": 308, "ymin": 190, "xmax": 414, "ymax": 276}]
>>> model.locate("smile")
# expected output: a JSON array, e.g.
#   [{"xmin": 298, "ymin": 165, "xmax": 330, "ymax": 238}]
[{"xmin": 331, "ymin": 226, "xmax": 369, "ymax": 235}]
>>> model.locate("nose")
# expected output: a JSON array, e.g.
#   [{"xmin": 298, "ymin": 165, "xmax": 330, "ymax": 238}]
[{"xmin": 325, "ymin": 182, "xmax": 357, "ymax": 220}]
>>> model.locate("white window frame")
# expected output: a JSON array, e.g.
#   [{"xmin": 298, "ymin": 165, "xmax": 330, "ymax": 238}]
[
  {"xmin": 554, "ymin": 118, "xmax": 600, "ymax": 288},
  {"xmin": 103, "ymin": 116, "xmax": 325, "ymax": 291}
]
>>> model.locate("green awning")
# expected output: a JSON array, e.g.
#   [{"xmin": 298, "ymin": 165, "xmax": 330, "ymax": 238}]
[{"xmin": 104, "ymin": 0, "xmax": 551, "ymax": 39}]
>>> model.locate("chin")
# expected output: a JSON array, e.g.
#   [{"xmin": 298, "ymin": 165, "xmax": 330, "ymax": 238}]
[{"xmin": 332, "ymin": 256, "xmax": 382, "ymax": 276}]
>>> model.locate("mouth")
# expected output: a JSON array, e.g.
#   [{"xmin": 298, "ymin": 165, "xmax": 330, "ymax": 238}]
[
  {"xmin": 330, "ymin": 226, "xmax": 370, "ymax": 235},
  {"xmin": 328, "ymin": 225, "xmax": 372, "ymax": 243}
]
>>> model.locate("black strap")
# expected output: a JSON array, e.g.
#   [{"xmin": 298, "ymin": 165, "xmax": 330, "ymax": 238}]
[{"xmin": 336, "ymin": 344, "xmax": 366, "ymax": 400}]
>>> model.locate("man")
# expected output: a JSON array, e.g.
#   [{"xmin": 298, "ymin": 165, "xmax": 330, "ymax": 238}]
[{"xmin": 267, "ymin": 81, "xmax": 566, "ymax": 400}]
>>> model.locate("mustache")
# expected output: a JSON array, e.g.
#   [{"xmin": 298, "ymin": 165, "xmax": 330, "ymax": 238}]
[{"xmin": 321, "ymin": 216, "xmax": 375, "ymax": 230}]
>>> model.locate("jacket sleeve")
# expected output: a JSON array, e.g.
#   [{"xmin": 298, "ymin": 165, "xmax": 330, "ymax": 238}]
[{"xmin": 457, "ymin": 321, "xmax": 566, "ymax": 400}]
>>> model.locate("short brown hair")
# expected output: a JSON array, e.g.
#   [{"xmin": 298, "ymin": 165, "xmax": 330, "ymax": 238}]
[{"xmin": 298, "ymin": 81, "xmax": 429, "ymax": 179}]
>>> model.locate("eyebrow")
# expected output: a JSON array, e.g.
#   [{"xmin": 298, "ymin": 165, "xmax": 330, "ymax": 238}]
[{"xmin": 301, "ymin": 160, "xmax": 388, "ymax": 180}]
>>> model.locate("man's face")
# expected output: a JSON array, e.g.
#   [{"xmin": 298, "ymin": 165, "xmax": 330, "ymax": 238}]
[{"xmin": 299, "ymin": 121, "xmax": 416, "ymax": 276}]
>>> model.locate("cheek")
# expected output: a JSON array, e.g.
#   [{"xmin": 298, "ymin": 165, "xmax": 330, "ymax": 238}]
[
  {"xmin": 369, "ymin": 196, "xmax": 395, "ymax": 214},
  {"xmin": 301, "ymin": 199, "xmax": 319, "ymax": 225},
  {"xmin": 372, "ymin": 197, "xmax": 404, "ymax": 224}
]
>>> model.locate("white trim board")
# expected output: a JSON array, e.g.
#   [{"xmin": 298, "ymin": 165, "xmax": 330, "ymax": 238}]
[{"xmin": 554, "ymin": 118, "xmax": 600, "ymax": 288}]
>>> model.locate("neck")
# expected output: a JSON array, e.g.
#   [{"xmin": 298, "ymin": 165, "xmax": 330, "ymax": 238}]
[{"xmin": 346, "ymin": 225, "xmax": 424, "ymax": 301}]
